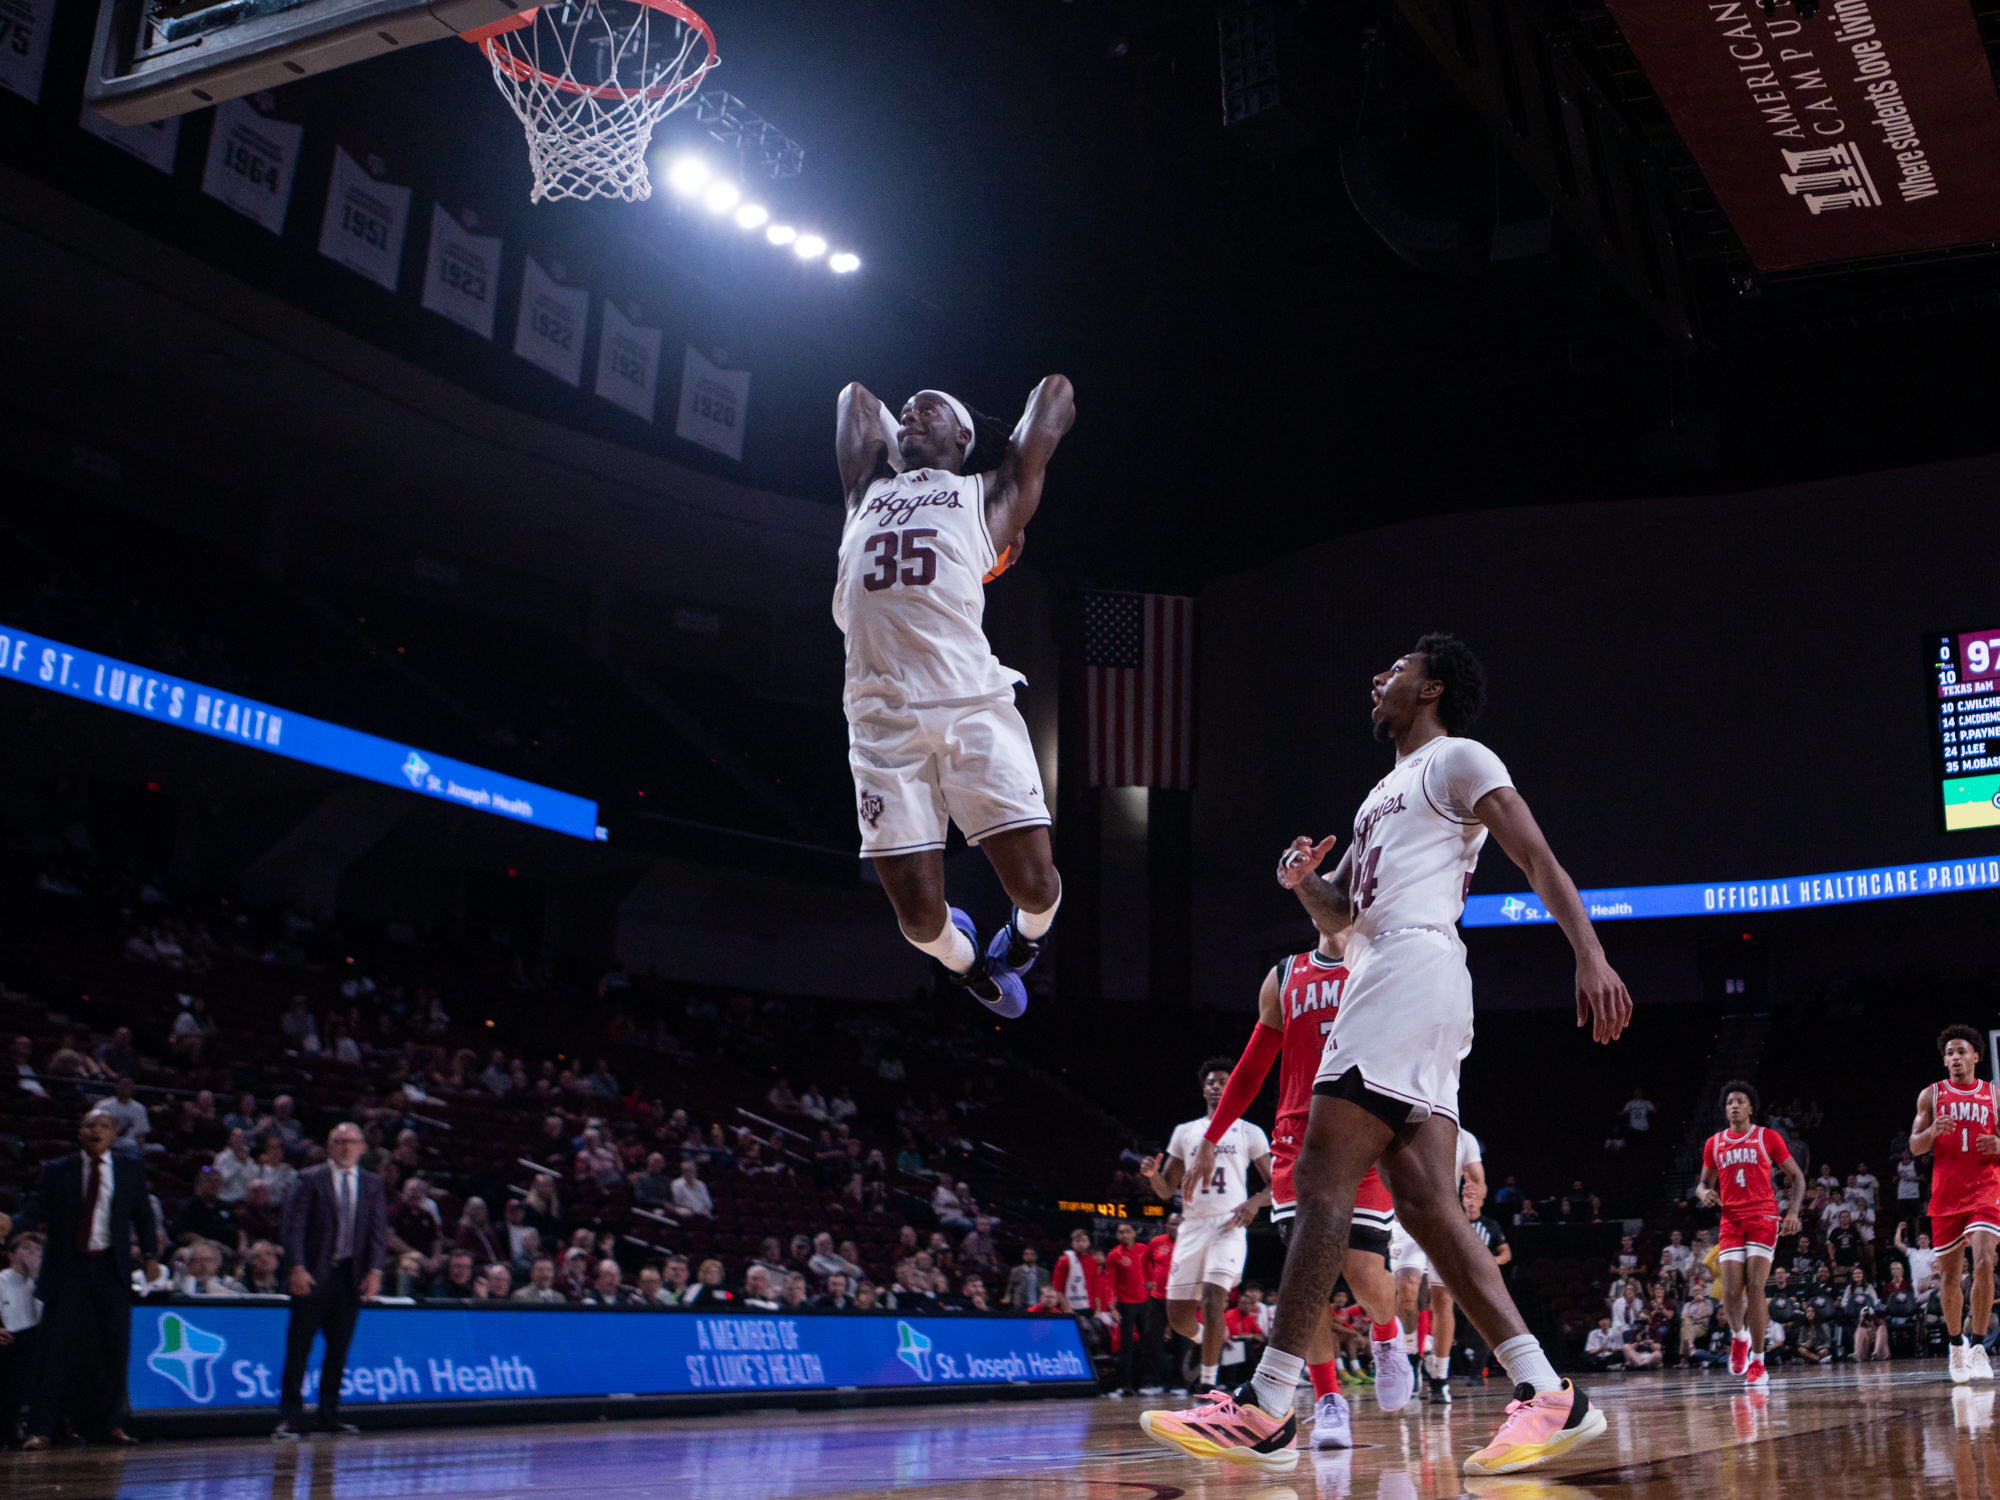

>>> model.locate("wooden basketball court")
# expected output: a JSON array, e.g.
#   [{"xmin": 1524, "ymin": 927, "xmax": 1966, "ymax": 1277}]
[{"xmin": 6, "ymin": 1363, "xmax": 1990, "ymax": 1499}]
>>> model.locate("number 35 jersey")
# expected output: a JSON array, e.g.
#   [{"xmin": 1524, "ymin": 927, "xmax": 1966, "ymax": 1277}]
[
  {"xmin": 834, "ymin": 468, "xmax": 1017, "ymax": 713},
  {"xmin": 1348, "ymin": 737, "xmax": 1513, "ymax": 942}
]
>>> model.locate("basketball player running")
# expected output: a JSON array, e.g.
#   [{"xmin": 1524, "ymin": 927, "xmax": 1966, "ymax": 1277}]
[
  {"xmin": 1139, "ymin": 1062, "xmax": 1273, "ymax": 1399},
  {"xmin": 1911, "ymin": 1025, "xmax": 2000, "ymax": 1384},
  {"xmin": 1390, "ymin": 1122, "xmax": 1484, "ymax": 1404},
  {"xmin": 834, "ymin": 379, "xmax": 1074, "ymax": 1017},
  {"xmin": 1696, "ymin": 1081, "xmax": 1804, "ymax": 1387},
  {"xmin": 1141, "ymin": 635, "xmax": 1631, "ymax": 1476}
]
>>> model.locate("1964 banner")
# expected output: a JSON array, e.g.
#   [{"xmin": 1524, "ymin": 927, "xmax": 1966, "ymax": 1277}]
[{"xmin": 1601, "ymin": 0, "xmax": 2000, "ymax": 268}]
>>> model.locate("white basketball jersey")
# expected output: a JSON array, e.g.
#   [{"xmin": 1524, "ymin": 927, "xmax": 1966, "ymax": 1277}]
[
  {"xmin": 1458, "ymin": 1127, "xmax": 1482, "ymax": 1180},
  {"xmin": 1167, "ymin": 1116, "xmax": 1269, "ymax": 1223},
  {"xmin": 833, "ymin": 468, "xmax": 1016, "ymax": 711},
  {"xmin": 1347, "ymin": 736, "xmax": 1513, "ymax": 941}
]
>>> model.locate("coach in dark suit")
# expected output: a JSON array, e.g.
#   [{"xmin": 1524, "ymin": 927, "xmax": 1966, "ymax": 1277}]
[
  {"xmin": 22, "ymin": 1109, "xmax": 161, "ymax": 1448},
  {"xmin": 276, "ymin": 1122, "xmax": 387, "ymax": 1437}
]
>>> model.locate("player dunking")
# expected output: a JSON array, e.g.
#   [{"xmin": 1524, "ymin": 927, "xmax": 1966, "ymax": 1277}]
[
  {"xmin": 1911, "ymin": 1025, "xmax": 2000, "ymax": 1383},
  {"xmin": 1143, "ymin": 911, "xmax": 1414, "ymax": 1461},
  {"xmin": 1696, "ymin": 1081, "xmax": 1804, "ymax": 1387},
  {"xmin": 1140, "ymin": 634, "xmax": 1630, "ymax": 1476},
  {"xmin": 1140, "ymin": 1061, "xmax": 1273, "ymax": 1400},
  {"xmin": 833, "ymin": 380, "xmax": 1074, "ymax": 1017}
]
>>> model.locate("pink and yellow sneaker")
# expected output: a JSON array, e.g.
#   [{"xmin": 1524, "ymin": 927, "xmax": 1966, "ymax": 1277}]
[
  {"xmin": 1139, "ymin": 1386, "xmax": 1299, "ymax": 1474},
  {"xmin": 1462, "ymin": 1381, "xmax": 1607, "ymax": 1476}
]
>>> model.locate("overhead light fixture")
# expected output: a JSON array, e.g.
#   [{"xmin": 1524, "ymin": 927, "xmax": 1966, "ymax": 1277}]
[
  {"xmin": 766, "ymin": 223, "xmax": 797, "ymax": 245},
  {"xmin": 703, "ymin": 180, "xmax": 741, "ymax": 213},
  {"xmin": 829, "ymin": 252, "xmax": 860, "ymax": 273},
  {"xmin": 666, "ymin": 156, "xmax": 709, "ymax": 196},
  {"xmin": 734, "ymin": 203, "xmax": 769, "ymax": 229},
  {"xmin": 794, "ymin": 234, "xmax": 827, "ymax": 259}
]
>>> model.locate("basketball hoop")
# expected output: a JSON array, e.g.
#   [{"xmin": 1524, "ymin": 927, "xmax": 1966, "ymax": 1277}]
[{"xmin": 469, "ymin": 0, "xmax": 719, "ymax": 204}]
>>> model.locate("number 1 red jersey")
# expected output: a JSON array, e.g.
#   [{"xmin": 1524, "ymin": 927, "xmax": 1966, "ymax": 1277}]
[
  {"xmin": 1702, "ymin": 1126, "xmax": 1790, "ymax": 1216},
  {"xmin": 1930, "ymin": 1078, "xmax": 2000, "ymax": 1215}
]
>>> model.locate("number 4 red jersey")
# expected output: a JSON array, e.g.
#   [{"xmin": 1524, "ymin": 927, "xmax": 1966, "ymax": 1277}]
[{"xmin": 1703, "ymin": 1126, "xmax": 1790, "ymax": 1215}]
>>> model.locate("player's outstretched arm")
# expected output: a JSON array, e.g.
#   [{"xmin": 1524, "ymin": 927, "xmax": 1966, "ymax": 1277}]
[
  {"xmin": 835, "ymin": 381, "xmax": 899, "ymax": 503},
  {"xmin": 985, "ymin": 375, "xmax": 1075, "ymax": 556},
  {"xmin": 1910, "ymin": 1086, "xmax": 1940, "ymax": 1155},
  {"xmin": 1277, "ymin": 836, "xmax": 1353, "ymax": 928},
  {"xmin": 1474, "ymin": 786, "xmax": 1631, "ymax": 1043},
  {"xmin": 1140, "ymin": 1152, "xmax": 1185, "ymax": 1201}
]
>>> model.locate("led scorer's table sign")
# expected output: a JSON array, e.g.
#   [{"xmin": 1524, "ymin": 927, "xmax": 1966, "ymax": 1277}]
[{"xmin": 0, "ymin": 624, "xmax": 602, "ymax": 842}]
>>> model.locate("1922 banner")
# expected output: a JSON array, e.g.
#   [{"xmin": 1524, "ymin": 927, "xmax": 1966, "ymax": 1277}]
[{"xmin": 1601, "ymin": 0, "xmax": 2000, "ymax": 268}]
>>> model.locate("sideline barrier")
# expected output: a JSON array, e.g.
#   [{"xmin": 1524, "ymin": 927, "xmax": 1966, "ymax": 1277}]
[{"xmin": 128, "ymin": 1300, "xmax": 1095, "ymax": 1430}]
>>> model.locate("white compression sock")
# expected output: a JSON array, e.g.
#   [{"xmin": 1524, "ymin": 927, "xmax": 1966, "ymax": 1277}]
[
  {"xmin": 1200, "ymin": 1363, "xmax": 1218, "ymax": 1385},
  {"xmin": 1251, "ymin": 1348, "xmax": 1306, "ymax": 1416},
  {"xmin": 1015, "ymin": 877, "xmax": 1062, "ymax": 940},
  {"xmin": 910, "ymin": 915, "xmax": 975, "ymax": 974},
  {"xmin": 1493, "ymin": 1334, "xmax": 1561, "ymax": 1395}
]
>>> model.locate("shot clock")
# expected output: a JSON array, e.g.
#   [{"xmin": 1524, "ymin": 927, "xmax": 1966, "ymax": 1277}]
[{"xmin": 1934, "ymin": 629, "xmax": 2000, "ymax": 831}]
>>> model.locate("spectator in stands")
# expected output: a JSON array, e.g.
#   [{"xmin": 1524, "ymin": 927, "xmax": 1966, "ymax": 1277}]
[
  {"xmin": 932, "ymin": 1175, "xmax": 976, "ymax": 1233},
  {"xmin": 93, "ymin": 1028, "xmax": 139, "ymax": 1080},
  {"xmin": 175, "ymin": 1240, "xmax": 243, "ymax": 1297},
  {"xmin": 8, "ymin": 1037, "xmax": 45, "ymax": 1099},
  {"xmin": 252, "ymin": 1135, "xmax": 298, "ymax": 1206},
  {"xmin": 1790, "ymin": 1234, "xmax": 1820, "ymax": 1281},
  {"xmin": 852, "ymin": 1283, "xmax": 880, "ymax": 1310},
  {"xmin": 98, "ymin": 1078, "xmax": 150, "ymax": 1155},
  {"xmin": 1881, "ymin": 1261, "xmax": 1918, "ymax": 1349},
  {"xmin": 1006, "ymin": 1247, "xmax": 1050, "ymax": 1311},
  {"xmin": 659, "ymin": 1256, "xmax": 692, "ymax": 1306},
  {"xmin": 812, "ymin": 1130, "xmax": 847, "ymax": 1188},
  {"xmin": 1766, "ymin": 1267, "xmax": 1800, "ymax": 1344},
  {"xmin": 1583, "ymin": 1316, "xmax": 1624, "ymax": 1370},
  {"xmin": 224, "ymin": 1093, "xmax": 260, "ymax": 1138},
  {"xmin": 279, "ymin": 996, "xmax": 318, "ymax": 1052},
  {"xmin": 586, "ymin": 1059, "xmax": 620, "ymax": 1099},
  {"xmin": 818, "ymin": 1273, "xmax": 854, "ymax": 1311},
  {"xmin": 808, "ymin": 1232, "xmax": 862, "ymax": 1284},
  {"xmin": 768, "ymin": 1077, "xmax": 801, "ymax": 1115},
  {"xmin": 1804, "ymin": 1264, "xmax": 1841, "ymax": 1351},
  {"xmin": 387, "ymin": 1252, "xmax": 426, "ymax": 1299},
  {"xmin": 740, "ymin": 1266, "xmax": 780, "ymax": 1312},
  {"xmin": 480, "ymin": 1051, "xmax": 512, "ymax": 1096},
  {"xmin": 513, "ymin": 1258, "xmax": 563, "ymax": 1303},
  {"xmin": 889, "ymin": 1261, "xmax": 938, "ymax": 1313},
  {"xmin": 389, "ymin": 1179, "xmax": 441, "ymax": 1268},
  {"xmin": 1841, "ymin": 1266, "xmax": 1885, "ymax": 1358},
  {"xmin": 1615, "ymin": 1236, "xmax": 1639, "ymax": 1277},
  {"xmin": 1796, "ymin": 1306, "xmax": 1834, "ymax": 1364},
  {"xmin": 778, "ymin": 1272, "xmax": 811, "ymax": 1311},
  {"xmin": 1893, "ymin": 1150, "xmax": 1922, "ymax": 1221},
  {"xmin": 573, "ymin": 1129, "xmax": 621, "ymax": 1190},
  {"xmin": 894, "ymin": 1134, "xmax": 925, "ymax": 1177},
  {"xmin": 454, "ymin": 1198, "xmax": 500, "ymax": 1264},
  {"xmin": 263, "ymin": 1095, "xmax": 304, "ymax": 1157},
  {"xmin": 631, "ymin": 1153, "xmax": 673, "ymax": 1206},
  {"xmin": 1679, "ymin": 1285, "xmax": 1718, "ymax": 1366},
  {"xmin": 586, "ymin": 1259, "xmax": 633, "ymax": 1306},
  {"xmin": 172, "ymin": 1166, "xmax": 243, "ymax": 1253},
  {"xmin": 659, "ymin": 1160, "xmax": 707, "ymax": 1220},
  {"xmin": 554, "ymin": 1250, "xmax": 591, "ymax": 1302},
  {"xmin": 504, "ymin": 1212, "xmax": 539, "ymax": 1278},
  {"xmin": 212, "ymin": 1129, "xmax": 256, "ymax": 1203},
  {"xmin": 685, "ymin": 1259, "xmax": 732, "ymax": 1307},
  {"xmin": 522, "ymin": 1176, "xmax": 562, "ymax": 1237},
  {"xmin": 241, "ymin": 1242, "xmax": 283, "ymax": 1296},
  {"xmin": 1826, "ymin": 1211, "xmax": 1864, "ymax": 1274},
  {"xmin": 429, "ymin": 1251, "xmax": 480, "ymax": 1300},
  {"xmin": 1895, "ymin": 1221, "xmax": 1938, "ymax": 1297},
  {"xmin": 236, "ymin": 1180, "xmax": 282, "ymax": 1245},
  {"xmin": 956, "ymin": 1217, "xmax": 999, "ymax": 1279},
  {"xmin": 479, "ymin": 1265, "xmax": 512, "ymax": 1300}
]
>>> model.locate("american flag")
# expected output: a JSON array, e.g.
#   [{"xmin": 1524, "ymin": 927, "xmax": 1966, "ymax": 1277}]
[{"xmin": 1083, "ymin": 590, "xmax": 1196, "ymax": 789}]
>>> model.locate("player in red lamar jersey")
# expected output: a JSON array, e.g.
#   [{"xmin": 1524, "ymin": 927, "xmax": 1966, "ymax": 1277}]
[
  {"xmin": 1911, "ymin": 1024, "xmax": 2000, "ymax": 1383},
  {"xmin": 1697, "ymin": 1081, "xmax": 1803, "ymax": 1387},
  {"xmin": 1181, "ymin": 912, "xmax": 1415, "ymax": 1448}
]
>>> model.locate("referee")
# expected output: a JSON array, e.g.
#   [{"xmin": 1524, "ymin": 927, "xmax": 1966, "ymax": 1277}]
[{"xmin": 1458, "ymin": 1182, "xmax": 1511, "ymax": 1378}]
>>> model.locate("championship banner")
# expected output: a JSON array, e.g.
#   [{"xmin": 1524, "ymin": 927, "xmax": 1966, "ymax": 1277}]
[
  {"xmin": 126, "ymin": 1303, "xmax": 1092, "ymax": 1411},
  {"xmin": 317, "ymin": 146, "xmax": 412, "ymax": 292},
  {"xmin": 79, "ymin": 107, "xmax": 181, "ymax": 174},
  {"xmin": 0, "ymin": 0, "xmax": 52, "ymax": 103},
  {"xmin": 675, "ymin": 345, "xmax": 750, "ymax": 460},
  {"xmin": 1601, "ymin": 0, "xmax": 2000, "ymax": 269},
  {"xmin": 595, "ymin": 301, "xmax": 663, "ymax": 422},
  {"xmin": 421, "ymin": 204, "xmax": 503, "ymax": 340},
  {"xmin": 514, "ymin": 256, "xmax": 588, "ymax": 387},
  {"xmin": 199, "ymin": 95, "xmax": 303, "ymax": 237}
]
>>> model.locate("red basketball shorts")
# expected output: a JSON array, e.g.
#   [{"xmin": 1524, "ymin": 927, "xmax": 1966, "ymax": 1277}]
[
  {"xmin": 1932, "ymin": 1201, "xmax": 2000, "ymax": 1253},
  {"xmin": 1716, "ymin": 1210, "xmax": 1779, "ymax": 1263}
]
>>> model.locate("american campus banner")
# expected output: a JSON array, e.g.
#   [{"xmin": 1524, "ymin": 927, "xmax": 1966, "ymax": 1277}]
[
  {"xmin": 1600, "ymin": 0, "xmax": 2000, "ymax": 269},
  {"xmin": 128, "ymin": 1303, "xmax": 1093, "ymax": 1411}
]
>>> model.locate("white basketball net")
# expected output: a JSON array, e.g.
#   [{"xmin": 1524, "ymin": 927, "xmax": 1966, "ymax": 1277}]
[{"xmin": 481, "ymin": 0, "xmax": 718, "ymax": 204}]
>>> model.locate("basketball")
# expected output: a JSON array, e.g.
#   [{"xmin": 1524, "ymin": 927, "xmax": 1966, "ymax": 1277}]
[{"xmin": 984, "ymin": 531, "xmax": 1025, "ymax": 584}]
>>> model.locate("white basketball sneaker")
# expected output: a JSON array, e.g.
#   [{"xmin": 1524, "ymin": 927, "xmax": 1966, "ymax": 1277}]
[
  {"xmin": 1973, "ymin": 1344, "xmax": 1995, "ymax": 1381},
  {"xmin": 1311, "ymin": 1391, "xmax": 1354, "ymax": 1449},
  {"xmin": 1952, "ymin": 1342, "xmax": 1973, "ymax": 1384},
  {"xmin": 1374, "ymin": 1324, "xmax": 1417, "ymax": 1413}
]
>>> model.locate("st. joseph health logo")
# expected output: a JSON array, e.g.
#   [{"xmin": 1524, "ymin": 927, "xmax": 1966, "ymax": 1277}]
[{"xmin": 147, "ymin": 1311, "xmax": 227, "ymax": 1402}]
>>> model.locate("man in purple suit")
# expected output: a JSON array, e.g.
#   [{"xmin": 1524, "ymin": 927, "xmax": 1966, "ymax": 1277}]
[{"xmin": 276, "ymin": 1122, "xmax": 388, "ymax": 1437}]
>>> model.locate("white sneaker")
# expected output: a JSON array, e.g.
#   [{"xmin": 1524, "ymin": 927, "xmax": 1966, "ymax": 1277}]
[
  {"xmin": 1952, "ymin": 1343, "xmax": 1973, "ymax": 1384},
  {"xmin": 1974, "ymin": 1345, "xmax": 1995, "ymax": 1381},
  {"xmin": 1311, "ymin": 1391, "xmax": 1354, "ymax": 1449},
  {"xmin": 1373, "ymin": 1327, "xmax": 1417, "ymax": 1413}
]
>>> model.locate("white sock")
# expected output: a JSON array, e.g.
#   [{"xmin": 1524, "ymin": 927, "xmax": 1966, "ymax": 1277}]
[
  {"xmin": 1427, "ymin": 1354, "xmax": 1448, "ymax": 1380},
  {"xmin": 1494, "ymin": 1334, "xmax": 1561, "ymax": 1395},
  {"xmin": 1733, "ymin": 1326, "xmax": 1751, "ymax": 1342},
  {"xmin": 1252, "ymin": 1348, "xmax": 1306, "ymax": 1416},
  {"xmin": 911, "ymin": 915, "xmax": 975, "ymax": 974},
  {"xmin": 1200, "ymin": 1363, "xmax": 1218, "ymax": 1385},
  {"xmin": 1015, "ymin": 877, "xmax": 1061, "ymax": 940}
]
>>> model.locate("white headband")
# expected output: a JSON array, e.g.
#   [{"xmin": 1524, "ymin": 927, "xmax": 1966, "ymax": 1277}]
[{"xmin": 913, "ymin": 390, "xmax": 975, "ymax": 463}]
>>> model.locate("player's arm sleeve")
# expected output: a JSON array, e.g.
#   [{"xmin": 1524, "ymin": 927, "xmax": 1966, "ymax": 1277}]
[
  {"xmin": 1203, "ymin": 1023, "xmax": 1284, "ymax": 1143},
  {"xmin": 1434, "ymin": 739, "xmax": 1515, "ymax": 821}
]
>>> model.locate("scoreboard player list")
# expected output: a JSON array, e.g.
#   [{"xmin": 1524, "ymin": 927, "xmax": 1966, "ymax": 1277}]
[{"xmin": 1936, "ymin": 628, "xmax": 2000, "ymax": 832}]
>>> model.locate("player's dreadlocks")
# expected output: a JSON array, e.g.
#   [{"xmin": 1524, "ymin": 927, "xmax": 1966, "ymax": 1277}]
[{"xmin": 1413, "ymin": 632, "xmax": 1488, "ymax": 737}]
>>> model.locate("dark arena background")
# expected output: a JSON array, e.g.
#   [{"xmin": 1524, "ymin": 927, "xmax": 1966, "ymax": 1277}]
[{"xmin": 1, "ymin": 0, "xmax": 1999, "ymax": 1495}]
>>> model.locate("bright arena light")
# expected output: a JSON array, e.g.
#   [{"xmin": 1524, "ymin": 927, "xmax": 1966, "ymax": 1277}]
[
  {"xmin": 829, "ymin": 252, "xmax": 861, "ymax": 273},
  {"xmin": 703, "ymin": 180, "xmax": 741, "ymax": 213},
  {"xmin": 666, "ymin": 156, "xmax": 709, "ymax": 196},
  {"xmin": 734, "ymin": 203, "xmax": 769, "ymax": 229},
  {"xmin": 766, "ymin": 223, "xmax": 797, "ymax": 245},
  {"xmin": 794, "ymin": 234, "xmax": 827, "ymax": 260}
]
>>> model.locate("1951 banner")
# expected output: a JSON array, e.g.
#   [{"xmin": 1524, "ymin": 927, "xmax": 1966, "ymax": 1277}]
[
  {"xmin": 1601, "ymin": 0, "xmax": 2000, "ymax": 268},
  {"xmin": 127, "ymin": 1303, "xmax": 1094, "ymax": 1411}
]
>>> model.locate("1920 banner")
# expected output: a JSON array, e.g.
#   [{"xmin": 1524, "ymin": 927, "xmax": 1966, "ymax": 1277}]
[
  {"xmin": 127, "ymin": 1302, "xmax": 1093, "ymax": 1411},
  {"xmin": 1601, "ymin": 0, "xmax": 2000, "ymax": 268}
]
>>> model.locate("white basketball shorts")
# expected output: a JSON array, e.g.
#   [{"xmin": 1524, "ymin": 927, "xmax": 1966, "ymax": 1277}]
[
  {"xmin": 1313, "ymin": 926, "xmax": 1474, "ymax": 1126},
  {"xmin": 1389, "ymin": 1221, "xmax": 1431, "ymax": 1278},
  {"xmin": 1166, "ymin": 1215, "xmax": 1249, "ymax": 1299},
  {"xmin": 846, "ymin": 692, "xmax": 1050, "ymax": 856}
]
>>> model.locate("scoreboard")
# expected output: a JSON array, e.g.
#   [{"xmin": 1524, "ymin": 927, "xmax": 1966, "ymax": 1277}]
[{"xmin": 1934, "ymin": 629, "xmax": 2000, "ymax": 831}]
